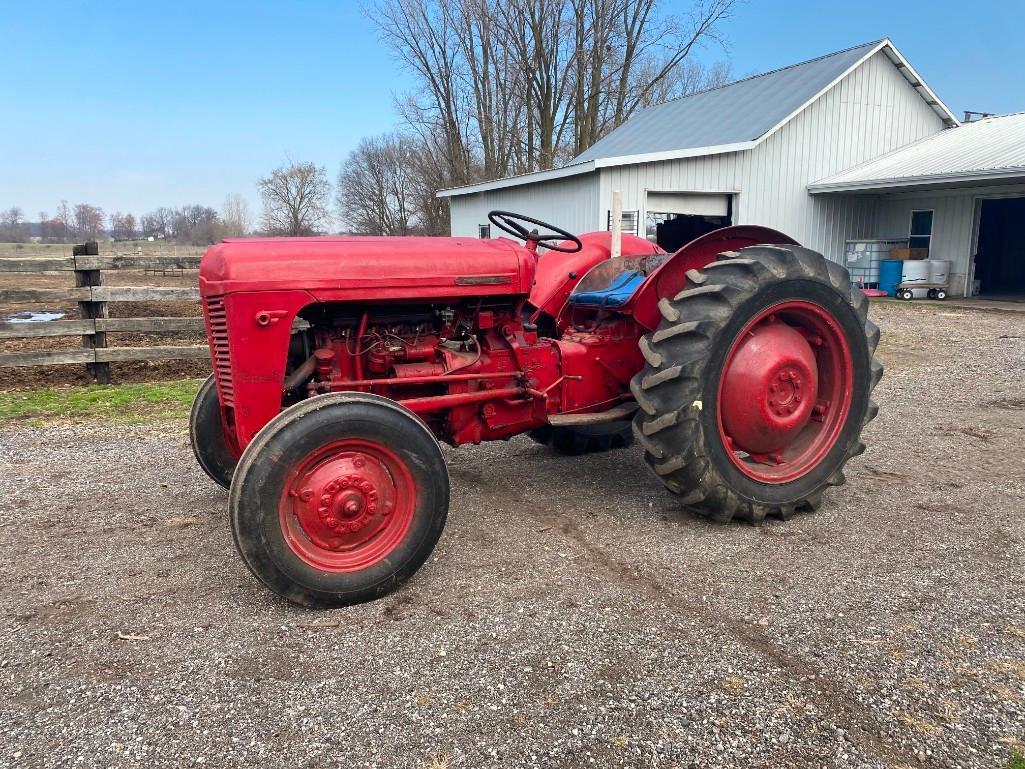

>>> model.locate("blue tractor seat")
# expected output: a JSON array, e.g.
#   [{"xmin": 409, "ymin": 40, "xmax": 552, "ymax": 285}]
[{"xmin": 568, "ymin": 271, "xmax": 645, "ymax": 308}]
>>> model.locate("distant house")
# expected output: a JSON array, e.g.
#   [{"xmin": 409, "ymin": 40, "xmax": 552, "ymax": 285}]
[{"xmin": 440, "ymin": 39, "xmax": 1025, "ymax": 297}]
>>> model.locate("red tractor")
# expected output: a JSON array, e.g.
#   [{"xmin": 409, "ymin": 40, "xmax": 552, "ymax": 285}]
[{"xmin": 191, "ymin": 211, "xmax": 881, "ymax": 608}]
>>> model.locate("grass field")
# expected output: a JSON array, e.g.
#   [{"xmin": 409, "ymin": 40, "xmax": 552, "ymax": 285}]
[{"xmin": 0, "ymin": 378, "xmax": 203, "ymax": 425}]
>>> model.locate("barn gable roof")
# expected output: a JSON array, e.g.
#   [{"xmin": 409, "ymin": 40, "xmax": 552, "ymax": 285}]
[
  {"xmin": 574, "ymin": 40, "xmax": 879, "ymax": 163},
  {"xmin": 439, "ymin": 39, "xmax": 957, "ymax": 197}
]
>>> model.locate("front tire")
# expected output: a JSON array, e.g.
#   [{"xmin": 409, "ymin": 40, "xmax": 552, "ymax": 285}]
[
  {"xmin": 189, "ymin": 375, "xmax": 240, "ymax": 489},
  {"xmin": 228, "ymin": 392, "xmax": 449, "ymax": 608},
  {"xmin": 631, "ymin": 246, "xmax": 881, "ymax": 523}
]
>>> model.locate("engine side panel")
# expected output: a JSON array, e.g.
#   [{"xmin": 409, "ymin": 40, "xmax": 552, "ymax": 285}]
[{"xmin": 204, "ymin": 289, "xmax": 315, "ymax": 447}]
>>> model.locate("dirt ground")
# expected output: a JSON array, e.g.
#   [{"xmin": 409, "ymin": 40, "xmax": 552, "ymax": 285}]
[{"xmin": 1, "ymin": 300, "xmax": 1023, "ymax": 769}]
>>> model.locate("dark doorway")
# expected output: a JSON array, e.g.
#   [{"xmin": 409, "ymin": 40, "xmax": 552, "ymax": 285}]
[
  {"xmin": 975, "ymin": 197, "xmax": 1025, "ymax": 296},
  {"xmin": 647, "ymin": 209, "xmax": 733, "ymax": 254}
]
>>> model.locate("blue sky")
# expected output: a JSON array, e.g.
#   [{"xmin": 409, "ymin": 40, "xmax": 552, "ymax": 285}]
[{"xmin": 1, "ymin": 0, "xmax": 1021, "ymax": 223}]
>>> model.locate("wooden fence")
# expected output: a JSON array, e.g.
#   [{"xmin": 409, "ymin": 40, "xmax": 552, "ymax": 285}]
[{"xmin": 0, "ymin": 250, "xmax": 208, "ymax": 383}]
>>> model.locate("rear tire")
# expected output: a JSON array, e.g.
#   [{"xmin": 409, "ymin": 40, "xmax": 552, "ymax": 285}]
[
  {"xmin": 631, "ymin": 245, "xmax": 881, "ymax": 523},
  {"xmin": 528, "ymin": 422, "xmax": 634, "ymax": 454},
  {"xmin": 228, "ymin": 392, "xmax": 449, "ymax": 608},
  {"xmin": 189, "ymin": 375, "xmax": 239, "ymax": 490}
]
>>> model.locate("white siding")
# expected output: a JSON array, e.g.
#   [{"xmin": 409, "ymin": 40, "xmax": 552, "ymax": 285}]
[
  {"xmin": 596, "ymin": 50, "xmax": 946, "ymax": 261},
  {"xmin": 877, "ymin": 183, "xmax": 1025, "ymax": 295},
  {"xmin": 448, "ymin": 172, "xmax": 601, "ymax": 238},
  {"xmin": 745, "ymin": 49, "xmax": 944, "ymax": 260}
]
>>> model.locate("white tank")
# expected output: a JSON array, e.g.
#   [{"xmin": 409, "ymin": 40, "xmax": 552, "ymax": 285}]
[
  {"xmin": 902, "ymin": 260, "xmax": 931, "ymax": 299},
  {"xmin": 928, "ymin": 259, "xmax": 950, "ymax": 286}
]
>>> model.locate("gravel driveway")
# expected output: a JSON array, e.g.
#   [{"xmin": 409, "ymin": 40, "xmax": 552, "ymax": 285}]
[{"xmin": 1, "ymin": 300, "xmax": 1023, "ymax": 769}]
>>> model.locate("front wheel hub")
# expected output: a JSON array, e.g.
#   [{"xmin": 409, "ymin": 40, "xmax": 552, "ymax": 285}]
[{"xmin": 281, "ymin": 440, "xmax": 413, "ymax": 570}]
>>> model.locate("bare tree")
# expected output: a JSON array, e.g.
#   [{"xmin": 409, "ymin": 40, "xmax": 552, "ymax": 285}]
[
  {"xmin": 221, "ymin": 193, "xmax": 252, "ymax": 237},
  {"xmin": 258, "ymin": 160, "xmax": 332, "ymax": 236},
  {"xmin": 0, "ymin": 207, "xmax": 26, "ymax": 242},
  {"xmin": 55, "ymin": 200, "xmax": 74, "ymax": 241},
  {"xmin": 376, "ymin": 0, "xmax": 476, "ymax": 187},
  {"xmin": 406, "ymin": 139, "xmax": 452, "ymax": 235},
  {"xmin": 631, "ymin": 57, "xmax": 732, "ymax": 109},
  {"xmin": 37, "ymin": 211, "xmax": 51, "ymax": 241},
  {"xmin": 109, "ymin": 211, "xmax": 137, "ymax": 241},
  {"xmin": 73, "ymin": 203, "xmax": 105, "ymax": 240},
  {"xmin": 337, "ymin": 134, "xmax": 419, "ymax": 235},
  {"xmin": 141, "ymin": 206, "xmax": 175, "ymax": 239},
  {"xmin": 371, "ymin": 0, "xmax": 736, "ymax": 179},
  {"xmin": 174, "ymin": 205, "xmax": 222, "ymax": 245}
]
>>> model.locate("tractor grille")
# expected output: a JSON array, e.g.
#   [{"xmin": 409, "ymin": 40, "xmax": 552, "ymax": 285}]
[{"xmin": 204, "ymin": 296, "xmax": 234, "ymax": 407}]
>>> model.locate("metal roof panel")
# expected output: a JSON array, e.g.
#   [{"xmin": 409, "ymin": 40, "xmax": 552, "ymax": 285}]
[
  {"xmin": 809, "ymin": 112, "xmax": 1025, "ymax": 193},
  {"xmin": 572, "ymin": 41, "xmax": 881, "ymax": 163}
]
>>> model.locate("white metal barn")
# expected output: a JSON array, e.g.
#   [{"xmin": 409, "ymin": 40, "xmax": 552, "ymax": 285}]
[{"xmin": 440, "ymin": 39, "xmax": 1025, "ymax": 297}]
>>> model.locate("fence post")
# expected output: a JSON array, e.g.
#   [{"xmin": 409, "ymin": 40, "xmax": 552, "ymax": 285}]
[{"xmin": 73, "ymin": 241, "xmax": 111, "ymax": 384}]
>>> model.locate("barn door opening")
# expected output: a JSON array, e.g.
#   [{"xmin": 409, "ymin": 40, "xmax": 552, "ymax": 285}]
[
  {"xmin": 645, "ymin": 192, "xmax": 732, "ymax": 252},
  {"xmin": 975, "ymin": 197, "xmax": 1025, "ymax": 297}
]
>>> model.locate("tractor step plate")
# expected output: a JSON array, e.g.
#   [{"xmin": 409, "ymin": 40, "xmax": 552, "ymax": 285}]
[{"xmin": 548, "ymin": 402, "xmax": 638, "ymax": 427}]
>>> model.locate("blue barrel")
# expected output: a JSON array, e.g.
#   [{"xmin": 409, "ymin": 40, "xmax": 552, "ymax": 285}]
[{"xmin": 879, "ymin": 259, "xmax": 903, "ymax": 297}]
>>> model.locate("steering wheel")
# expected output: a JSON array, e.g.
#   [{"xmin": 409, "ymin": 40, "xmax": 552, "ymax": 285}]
[{"xmin": 487, "ymin": 210, "xmax": 583, "ymax": 253}]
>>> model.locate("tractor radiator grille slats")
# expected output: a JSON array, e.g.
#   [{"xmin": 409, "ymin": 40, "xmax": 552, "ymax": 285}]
[{"xmin": 204, "ymin": 296, "xmax": 234, "ymax": 407}]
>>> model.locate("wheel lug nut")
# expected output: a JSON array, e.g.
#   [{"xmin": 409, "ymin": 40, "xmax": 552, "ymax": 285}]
[{"xmin": 299, "ymin": 489, "xmax": 313, "ymax": 501}]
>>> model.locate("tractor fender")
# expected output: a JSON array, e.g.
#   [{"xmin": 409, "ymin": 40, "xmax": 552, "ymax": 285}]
[
  {"xmin": 529, "ymin": 231, "xmax": 662, "ymax": 326},
  {"xmin": 628, "ymin": 225, "xmax": 799, "ymax": 331}
]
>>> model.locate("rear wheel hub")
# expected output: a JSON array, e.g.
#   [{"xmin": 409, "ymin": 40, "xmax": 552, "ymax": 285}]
[
  {"xmin": 717, "ymin": 300, "xmax": 853, "ymax": 484},
  {"xmin": 720, "ymin": 321, "xmax": 818, "ymax": 454}
]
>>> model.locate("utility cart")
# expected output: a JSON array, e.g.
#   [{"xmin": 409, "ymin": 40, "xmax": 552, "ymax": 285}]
[{"xmin": 895, "ymin": 281, "xmax": 948, "ymax": 300}]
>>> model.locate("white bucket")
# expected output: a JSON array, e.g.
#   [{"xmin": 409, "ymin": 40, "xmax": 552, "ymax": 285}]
[
  {"xmin": 902, "ymin": 260, "xmax": 931, "ymax": 284},
  {"xmin": 928, "ymin": 259, "xmax": 950, "ymax": 285},
  {"xmin": 901, "ymin": 260, "xmax": 931, "ymax": 298}
]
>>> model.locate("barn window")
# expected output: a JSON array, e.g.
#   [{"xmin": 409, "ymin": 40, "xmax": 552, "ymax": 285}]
[
  {"xmin": 909, "ymin": 210, "xmax": 933, "ymax": 254},
  {"xmin": 478, "ymin": 224, "xmax": 491, "ymax": 239},
  {"xmin": 607, "ymin": 210, "xmax": 640, "ymax": 236}
]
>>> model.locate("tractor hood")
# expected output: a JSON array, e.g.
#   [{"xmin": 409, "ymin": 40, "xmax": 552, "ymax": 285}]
[{"xmin": 199, "ymin": 236, "xmax": 536, "ymax": 301}]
